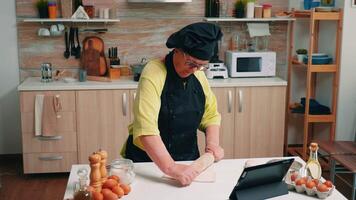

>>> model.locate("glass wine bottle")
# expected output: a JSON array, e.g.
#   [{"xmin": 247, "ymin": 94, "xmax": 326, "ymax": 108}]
[{"xmin": 304, "ymin": 143, "xmax": 322, "ymax": 180}]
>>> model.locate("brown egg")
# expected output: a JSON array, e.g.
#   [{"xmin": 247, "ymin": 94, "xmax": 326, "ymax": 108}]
[
  {"xmin": 102, "ymin": 179, "xmax": 118, "ymax": 190},
  {"xmin": 112, "ymin": 185, "xmax": 125, "ymax": 198},
  {"xmin": 301, "ymin": 177, "xmax": 308, "ymax": 182},
  {"xmin": 317, "ymin": 184, "xmax": 329, "ymax": 192},
  {"xmin": 102, "ymin": 189, "xmax": 118, "ymax": 200},
  {"xmin": 101, "ymin": 189, "xmax": 112, "ymax": 195},
  {"xmin": 108, "ymin": 175, "xmax": 120, "ymax": 183},
  {"xmin": 290, "ymin": 172, "xmax": 298, "ymax": 182},
  {"xmin": 92, "ymin": 191, "xmax": 104, "ymax": 200},
  {"xmin": 120, "ymin": 183, "xmax": 131, "ymax": 195},
  {"xmin": 306, "ymin": 180, "xmax": 316, "ymax": 189},
  {"xmin": 312, "ymin": 179, "xmax": 319, "ymax": 185},
  {"xmin": 324, "ymin": 180, "xmax": 333, "ymax": 188},
  {"xmin": 295, "ymin": 178, "xmax": 306, "ymax": 186}
]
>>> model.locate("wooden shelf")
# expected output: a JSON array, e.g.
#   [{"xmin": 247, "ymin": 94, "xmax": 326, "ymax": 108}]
[
  {"xmin": 288, "ymin": 109, "xmax": 335, "ymax": 123},
  {"xmin": 293, "ymin": 10, "xmax": 341, "ymax": 21},
  {"xmin": 21, "ymin": 18, "xmax": 120, "ymax": 23},
  {"xmin": 308, "ymin": 114, "xmax": 335, "ymax": 123},
  {"xmin": 285, "ymin": 8, "xmax": 343, "ymax": 159},
  {"xmin": 292, "ymin": 60, "xmax": 337, "ymax": 72},
  {"xmin": 204, "ymin": 17, "xmax": 295, "ymax": 22}
]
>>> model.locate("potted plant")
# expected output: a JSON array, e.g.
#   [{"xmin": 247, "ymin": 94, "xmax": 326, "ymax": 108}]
[
  {"xmin": 234, "ymin": 0, "xmax": 245, "ymax": 18},
  {"xmin": 36, "ymin": 0, "xmax": 49, "ymax": 18},
  {"xmin": 296, "ymin": 49, "xmax": 308, "ymax": 63}
]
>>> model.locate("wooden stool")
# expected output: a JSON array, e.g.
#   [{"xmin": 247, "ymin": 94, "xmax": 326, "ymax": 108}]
[
  {"xmin": 318, "ymin": 140, "xmax": 356, "ymax": 156},
  {"xmin": 330, "ymin": 155, "xmax": 356, "ymax": 200}
]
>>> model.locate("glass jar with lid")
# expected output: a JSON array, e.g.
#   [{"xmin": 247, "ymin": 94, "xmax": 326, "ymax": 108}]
[
  {"xmin": 110, "ymin": 159, "xmax": 135, "ymax": 185},
  {"xmin": 262, "ymin": 3, "xmax": 272, "ymax": 18}
]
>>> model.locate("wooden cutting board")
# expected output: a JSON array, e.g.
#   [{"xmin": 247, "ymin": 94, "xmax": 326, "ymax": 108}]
[{"xmin": 81, "ymin": 36, "xmax": 108, "ymax": 76}]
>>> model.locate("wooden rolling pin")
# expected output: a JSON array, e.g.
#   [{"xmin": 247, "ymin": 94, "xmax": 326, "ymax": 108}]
[{"xmin": 190, "ymin": 153, "xmax": 215, "ymax": 173}]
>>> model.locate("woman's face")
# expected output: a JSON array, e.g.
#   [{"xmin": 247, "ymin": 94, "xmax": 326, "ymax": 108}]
[{"xmin": 173, "ymin": 49, "xmax": 209, "ymax": 78}]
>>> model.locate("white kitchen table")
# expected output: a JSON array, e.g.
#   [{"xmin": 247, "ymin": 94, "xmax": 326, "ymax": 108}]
[{"xmin": 63, "ymin": 157, "xmax": 347, "ymax": 200}]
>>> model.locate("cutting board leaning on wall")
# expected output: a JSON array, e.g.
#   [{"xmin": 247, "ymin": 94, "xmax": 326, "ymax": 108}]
[{"xmin": 81, "ymin": 36, "xmax": 108, "ymax": 76}]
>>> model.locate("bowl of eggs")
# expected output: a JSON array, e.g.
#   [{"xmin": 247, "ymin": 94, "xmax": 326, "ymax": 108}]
[{"xmin": 285, "ymin": 171, "xmax": 334, "ymax": 199}]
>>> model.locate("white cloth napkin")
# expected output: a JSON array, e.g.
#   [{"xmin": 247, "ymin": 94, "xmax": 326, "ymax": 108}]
[{"xmin": 35, "ymin": 94, "xmax": 45, "ymax": 136}]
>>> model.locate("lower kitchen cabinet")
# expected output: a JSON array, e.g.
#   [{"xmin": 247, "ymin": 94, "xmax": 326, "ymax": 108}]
[
  {"xmin": 20, "ymin": 91, "xmax": 77, "ymax": 174},
  {"xmin": 234, "ymin": 86, "xmax": 286, "ymax": 158},
  {"xmin": 76, "ymin": 90, "xmax": 131, "ymax": 164},
  {"xmin": 197, "ymin": 88, "xmax": 235, "ymax": 159},
  {"xmin": 211, "ymin": 87, "xmax": 235, "ymax": 159},
  {"xmin": 19, "ymin": 85, "xmax": 285, "ymax": 173}
]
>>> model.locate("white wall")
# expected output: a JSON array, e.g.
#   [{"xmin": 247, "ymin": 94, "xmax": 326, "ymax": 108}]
[
  {"xmin": 336, "ymin": 0, "xmax": 356, "ymax": 141},
  {"xmin": 0, "ymin": 0, "xmax": 21, "ymax": 154}
]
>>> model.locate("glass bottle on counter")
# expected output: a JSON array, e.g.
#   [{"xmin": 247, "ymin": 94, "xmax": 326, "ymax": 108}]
[
  {"xmin": 74, "ymin": 168, "xmax": 92, "ymax": 200},
  {"xmin": 304, "ymin": 143, "xmax": 322, "ymax": 180}
]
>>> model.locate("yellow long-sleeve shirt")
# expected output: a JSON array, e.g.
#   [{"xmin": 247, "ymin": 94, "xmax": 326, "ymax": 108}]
[{"xmin": 122, "ymin": 59, "xmax": 221, "ymax": 155}]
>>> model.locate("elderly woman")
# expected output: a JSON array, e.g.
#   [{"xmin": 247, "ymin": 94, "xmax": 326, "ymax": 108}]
[{"xmin": 121, "ymin": 22, "xmax": 224, "ymax": 186}]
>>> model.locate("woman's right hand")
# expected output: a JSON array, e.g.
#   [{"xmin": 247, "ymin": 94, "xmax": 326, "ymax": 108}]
[{"xmin": 165, "ymin": 163, "xmax": 199, "ymax": 186}]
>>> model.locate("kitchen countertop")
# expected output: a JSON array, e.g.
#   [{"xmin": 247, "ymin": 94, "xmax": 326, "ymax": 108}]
[
  {"xmin": 18, "ymin": 76, "xmax": 287, "ymax": 91},
  {"xmin": 63, "ymin": 157, "xmax": 346, "ymax": 200}
]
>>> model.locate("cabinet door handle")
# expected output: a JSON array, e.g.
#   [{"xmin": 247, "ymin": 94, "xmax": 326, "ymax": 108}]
[
  {"xmin": 228, "ymin": 90, "xmax": 232, "ymax": 113},
  {"xmin": 54, "ymin": 94, "xmax": 62, "ymax": 112},
  {"xmin": 37, "ymin": 135, "xmax": 63, "ymax": 141},
  {"xmin": 123, "ymin": 92, "xmax": 128, "ymax": 116},
  {"xmin": 38, "ymin": 155, "xmax": 63, "ymax": 161},
  {"xmin": 133, "ymin": 92, "xmax": 136, "ymax": 101},
  {"xmin": 238, "ymin": 89, "xmax": 243, "ymax": 113}
]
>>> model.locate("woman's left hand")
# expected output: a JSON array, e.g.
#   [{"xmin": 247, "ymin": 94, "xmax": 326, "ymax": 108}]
[{"xmin": 205, "ymin": 144, "xmax": 224, "ymax": 162}]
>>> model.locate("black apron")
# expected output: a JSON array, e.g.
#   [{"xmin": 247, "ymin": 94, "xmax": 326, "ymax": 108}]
[{"xmin": 125, "ymin": 51, "xmax": 206, "ymax": 162}]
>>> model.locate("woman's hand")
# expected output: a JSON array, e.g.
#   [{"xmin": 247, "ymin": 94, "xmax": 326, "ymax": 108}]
[
  {"xmin": 205, "ymin": 144, "xmax": 224, "ymax": 162},
  {"xmin": 165, "ymin": 163, "xmax": 199, "ymax": 186}
]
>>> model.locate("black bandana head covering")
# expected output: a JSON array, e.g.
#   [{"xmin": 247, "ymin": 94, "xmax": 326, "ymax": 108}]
[{"xmin": 166, "ymin": 22, "xmax": 223, "ymax": 61}]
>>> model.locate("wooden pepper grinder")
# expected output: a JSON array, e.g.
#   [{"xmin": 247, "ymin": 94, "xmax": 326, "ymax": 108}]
[
  {"xmin": 98, "ymin": 149, "xmax": 108, "ymax": 184},
  {"xmin": 89, "ymin": 153, "xmax": 102, "ymax": 192}
]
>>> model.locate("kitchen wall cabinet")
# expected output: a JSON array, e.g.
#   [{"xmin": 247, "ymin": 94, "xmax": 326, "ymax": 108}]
[
  {"xmin": 234, "ymin": 86, "xmax": 286, "ymax": 158},
  {"xmin": 76, "ymin": 90, "xmax": 131, "ymax": 164},
  {"xmin": 19, "ymin": 84, "xmax": 285, "ymax": 173},
  {"xmin": 20, "ymin": 91, "xmax": 77, "ymax": 173}
]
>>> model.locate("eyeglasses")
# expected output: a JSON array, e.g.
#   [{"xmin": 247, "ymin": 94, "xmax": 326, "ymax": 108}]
[{"xmin": 182, "ymin": 52, "xmax": 209, "ymax": 71}]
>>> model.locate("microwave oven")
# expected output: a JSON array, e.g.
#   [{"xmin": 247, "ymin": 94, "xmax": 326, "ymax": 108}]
[{"xmin": 225, "ymin": 51, "xmax": 276, "ymax": 77}]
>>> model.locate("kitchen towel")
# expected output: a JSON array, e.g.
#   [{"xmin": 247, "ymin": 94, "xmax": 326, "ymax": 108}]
[
  {"xmin": 42, "ymin": 95, "xmax": 61, "ymax": 136},
  {"xmin": 35, "ymin": 94, "xmax": 45, "ymax": 136},
  {"xmin": 247, "ymin": 23, "xmax": 271, "ymax": 37}
]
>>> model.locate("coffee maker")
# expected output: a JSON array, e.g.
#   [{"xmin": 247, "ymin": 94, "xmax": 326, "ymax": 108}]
[{"xmin": 205, "ymin": 41, "xmax": 228, "ymax": 79}]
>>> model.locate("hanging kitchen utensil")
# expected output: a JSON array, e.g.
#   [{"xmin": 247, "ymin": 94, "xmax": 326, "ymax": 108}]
[
  {"xmin": 75, "ymin": 27, "xmax": 81, "ymax": 59},
  {"xmin": 70, "ymin": 27, "xmax": 76, "ymax": 57},
  {"xmin": 64, "ymin": 28, "xmax": 70, "ymax": 59}
]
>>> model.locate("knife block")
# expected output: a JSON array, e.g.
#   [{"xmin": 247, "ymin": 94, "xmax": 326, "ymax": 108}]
[{"xmin": 109, "ymin": 68, "xmax": 121, "ymax": 80}]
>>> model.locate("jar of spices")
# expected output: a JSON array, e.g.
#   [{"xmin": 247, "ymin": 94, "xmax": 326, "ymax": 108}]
[
  {"xmin": 254, "ymin": 5, "xmax": 263, "ymax": 18},
  {"xmin": 84, "ymin": 5, "xmax": 94, "ymax": 18},
  {"xmin": 262, "ymin": 3, "xmax": 272, "ymax": 18},
  {"xmin": 48, "ymin": 1, "xmax": 57, "ymax": 19}
]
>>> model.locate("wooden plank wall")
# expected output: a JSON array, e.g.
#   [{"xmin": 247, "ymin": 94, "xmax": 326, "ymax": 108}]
[{"xmin": 16, "ymin": 0, "xmax": 289, "ymax": 80}]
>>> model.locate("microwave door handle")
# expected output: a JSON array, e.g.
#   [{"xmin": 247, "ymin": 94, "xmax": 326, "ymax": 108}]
[{"xmin": 238, "ymin": 89, "xmax": 243, "ymax": 113}]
